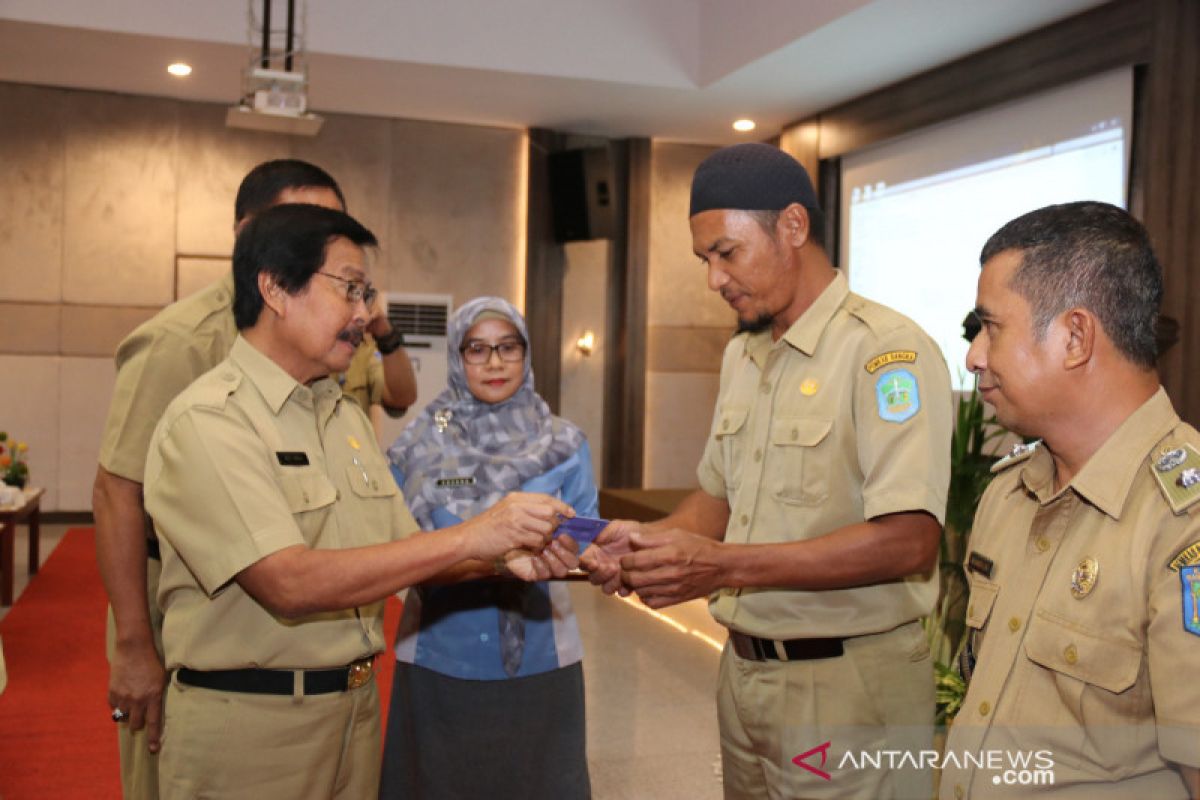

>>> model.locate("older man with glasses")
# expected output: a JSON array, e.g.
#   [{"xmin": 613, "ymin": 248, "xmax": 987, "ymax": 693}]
[{"xmin": 143, "ymin": 204, "xmax": 579, "ymax": 799}]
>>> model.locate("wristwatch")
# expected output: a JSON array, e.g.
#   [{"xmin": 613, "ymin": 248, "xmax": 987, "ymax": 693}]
[{"xmin": 374, "ymin": 327, "xmax": 405, "ymax": 355}]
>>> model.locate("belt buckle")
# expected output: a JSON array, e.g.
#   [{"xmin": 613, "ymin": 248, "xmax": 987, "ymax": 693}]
[{"xmin": 347, "ymin": 659, "xmax": 373, "ymax": 690}]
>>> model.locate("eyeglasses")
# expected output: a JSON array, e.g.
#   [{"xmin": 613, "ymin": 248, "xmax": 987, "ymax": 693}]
[
  {"xmin": 317, "ymin": 271, "xmax": 378, "ymax": 307},
  {"xmin": 460, "ymin": 340, "xmax": 527, "ymax": 365}
]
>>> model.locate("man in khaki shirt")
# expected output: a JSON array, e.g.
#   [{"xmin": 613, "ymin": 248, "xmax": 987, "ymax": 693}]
[
  {"xmin": 941, "ymin": 202, "xmax": 1200, "ymax": 798},
  {"xmin": 93, "ymin": 159, "xmax": 415, "ymax": 798},
  {"xmin": 145, "ymin": 203, "xmax": 575, "ymax": 799},
  {"xmin": 591, "ymin": 144, "xmax": 951, "ymax": 799}
]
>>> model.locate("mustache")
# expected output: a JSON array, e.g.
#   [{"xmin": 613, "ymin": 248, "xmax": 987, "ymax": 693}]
[{"xmin": 337, "ymin": 328, "xmax": 364, "ymax": 348}]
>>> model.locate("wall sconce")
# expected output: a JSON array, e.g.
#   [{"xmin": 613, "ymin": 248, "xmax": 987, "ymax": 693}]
[{"xmin": 576, "ymin": 330, "xmax": 595, "ymax": 356}]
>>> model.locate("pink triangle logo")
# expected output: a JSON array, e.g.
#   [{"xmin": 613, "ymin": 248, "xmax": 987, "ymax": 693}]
[{"xmin": 792, "ymin": 741, "xmax": 832, "ymax": 781}]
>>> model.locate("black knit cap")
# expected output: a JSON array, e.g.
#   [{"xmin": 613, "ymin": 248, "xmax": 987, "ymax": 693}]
[{"xmin": 689, "ymin": 143, "xmax": 821, "ymax": 217}]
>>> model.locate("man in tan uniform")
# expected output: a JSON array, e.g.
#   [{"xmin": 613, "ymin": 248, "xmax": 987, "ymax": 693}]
[
  {"xmin": 93, "ymin": 159, "xmax": 415, "ymax": 798},
  {"xmin": 591, "ymin": 144, "xmax": 952, "ymax": 798},
  {"xmin": 941, "ymin": 202, "xmax": 1200, "ymax": 798},
  {"xmin": 144, "ymin": 203, "xmax": 574, "ymax": 798}
]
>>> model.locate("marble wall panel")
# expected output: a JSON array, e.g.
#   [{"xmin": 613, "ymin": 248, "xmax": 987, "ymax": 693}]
[
  {"xmin": 0, "ymin": 302, "xmax": 60, "ymax": 355},
  {"xmin": 177, "ymin": 256, "xmax": 230, "ymax": 300},
  {"xmin": 58, "ymin": 356, "xmax": 115, "ymax": 510},
  {"xmin": 62, "ymin": 91, "xmax": 179, "ymax": 307},
  {"xmin": 293, "ymin": 113, "xmax": 393, "ymax": 260},
  {"xmin": 648, "ymin": 142, "xmax": 726, "ymax": 329},
  {"xmin": 559, "ymin": 239, "xmax": 609, "ymax": 480},
  {"xmin": 647, "ymin": 325, "xmax": 733, "ymax": 374},
  {"xmin": 175, "ymin": 103, "xmax": 290, "ymax": 257},
  {"xmin": 643, "ymin": 371, "xmax": 720, "ymax": 489},
  {"xmin": 60, "ymin": 305, "xmax": 158, "ymax": 358},
  {"xmin": 0, "ymin": 355, "xmax": 60, "ymax": 509},
  {"xmin": 0, "ymin": 83, "xmax": 66, "ymax": 304},
  {"xmin": 388, "ymin": 120, "xmax": 523, "ymax": 305}
]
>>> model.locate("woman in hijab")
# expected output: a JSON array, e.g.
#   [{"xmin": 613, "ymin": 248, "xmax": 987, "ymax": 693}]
[{"xmin": 380, "ymin": 296, "xmax": 596, "ymax": 800}]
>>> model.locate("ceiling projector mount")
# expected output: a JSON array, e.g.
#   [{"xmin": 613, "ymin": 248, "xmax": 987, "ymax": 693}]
[{"xmin": 225, "ymin": 0, "xmax": 324, "ymax": 136}]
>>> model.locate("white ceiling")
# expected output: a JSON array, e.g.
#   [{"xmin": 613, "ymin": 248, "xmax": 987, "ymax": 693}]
[{"xmin": 0, "ymin": 0, "xmax": 1108, "ymax": 144}]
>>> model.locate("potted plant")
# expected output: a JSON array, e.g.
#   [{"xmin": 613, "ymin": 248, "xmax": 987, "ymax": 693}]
[
  {"xmin": 0, "ymin": 431, "xmax": 30, "ymax": 489},
  {"xmin": 924, "ymin": 379, "xmax": 1005, "ymax": 725}
]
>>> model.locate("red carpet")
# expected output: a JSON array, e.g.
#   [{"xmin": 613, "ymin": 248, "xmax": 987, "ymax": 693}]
[{"xmin": 0, "ymin": 528, "xmax": 402, "ymax": 800}]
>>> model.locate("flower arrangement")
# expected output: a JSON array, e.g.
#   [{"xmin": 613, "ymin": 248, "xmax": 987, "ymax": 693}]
[{"xmin": 0, "ymin": 431, "xmax": 29, "ymax": 489}]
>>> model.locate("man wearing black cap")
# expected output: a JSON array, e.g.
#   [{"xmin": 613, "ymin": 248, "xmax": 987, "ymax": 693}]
[{"xmin": 594, "ymin": 144, "xmax": 952, "ymax": 798}]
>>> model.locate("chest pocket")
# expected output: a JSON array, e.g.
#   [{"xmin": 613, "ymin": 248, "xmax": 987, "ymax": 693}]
[
  {"xmin": 770, "ymin": 417, "xmax": 832, "ymax": 506},
  {"xmin": 715, "ymin": 407, "xmax": 749, "ymax": 490},
  {"xmin": 1023, "ymin": 609, "xmax": 1142, "ymax": 694},
  {"xmin": 278, "ymin": 469, "xmax": 338, "ymax": 541},
  {"xmin": 345, "ymin": 462, "xmax": 399, "ymax": 545},
  {"xmin": 965, "ymin": 576, "xmax": 999, "ymax": 630}
]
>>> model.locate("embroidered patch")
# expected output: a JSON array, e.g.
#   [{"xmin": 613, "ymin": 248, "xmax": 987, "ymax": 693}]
[
  {"xmin": 1169, "ymin": 541, "xmax": 1200, "ymax": 572},
  {"xmin": 875, "ymin": 368, "xmax": 920, "ymax": 423},
  {"xmin": 1182, "ymin": 566, "xmax": 1200, "ymax": 637},
  {"xmin": 864, "ymin": 350, "xmax": 917, "ymax": 374}
]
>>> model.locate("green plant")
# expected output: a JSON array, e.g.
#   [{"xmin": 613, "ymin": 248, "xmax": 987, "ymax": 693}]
[
  {"xmin": 923, "ymin": 378, "xmax": 1005, "ymax": 725},
  {"xmin": 0, "ymin": 430, "xmax": 30, "ymax": 488}
]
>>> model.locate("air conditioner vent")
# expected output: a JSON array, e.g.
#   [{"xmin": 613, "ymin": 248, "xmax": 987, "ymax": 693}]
[{"xmin": 388, "ymin": 301, "xmax": 449, "ymax": 338}]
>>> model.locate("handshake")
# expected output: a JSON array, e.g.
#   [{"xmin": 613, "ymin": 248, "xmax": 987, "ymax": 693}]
[{"xmin": 468, "ymin": 493, "xmax": 721, "ymax": 608}]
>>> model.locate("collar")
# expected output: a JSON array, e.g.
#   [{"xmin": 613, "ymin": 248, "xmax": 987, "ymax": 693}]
[
  {"xmin": 744, "ymin": 270, "xmax": 849, "ymax": 365},
  {"xmin": 228, "ymin": 336, "xmax": 307, "ymax": 415},
  {"xmin": 1021, "ymin": 387, "xmax": 1179, "ymax": 519}
]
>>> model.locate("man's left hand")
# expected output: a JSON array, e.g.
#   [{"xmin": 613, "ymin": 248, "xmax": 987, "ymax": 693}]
[
  {"xmin": 366, "ymin": 292, "xmax": 391, "ymax": 339},
  {"xmin": 620, "ymin": 529, "xmax": 727, "ymax": 608}
]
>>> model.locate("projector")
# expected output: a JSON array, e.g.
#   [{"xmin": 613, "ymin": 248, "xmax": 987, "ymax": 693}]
[{"xmin": 226, "ymin": 67, "xmax": 323, "ymax": 136}]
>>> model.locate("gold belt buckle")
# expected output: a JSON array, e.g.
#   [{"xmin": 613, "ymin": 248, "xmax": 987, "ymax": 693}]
[{"xmin": 347, "ymin": 658, "xmax": 374, "ymax": 690}]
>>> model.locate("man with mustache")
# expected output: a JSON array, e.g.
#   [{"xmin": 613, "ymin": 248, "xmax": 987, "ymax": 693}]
[
  {"xmin": 591, "ymin": 143, "xmax": 952, "ymax": 799},
  {"xmin": 143, "ymin": 203, "xmax": 575, "ymax": 798},
  {"xmin": 940, "ymin": 202, "xmax": 1200, "ymax": 798},
  {"xmin": 93, "ymin": 159, "xmax": 415, "ymax": 798}
]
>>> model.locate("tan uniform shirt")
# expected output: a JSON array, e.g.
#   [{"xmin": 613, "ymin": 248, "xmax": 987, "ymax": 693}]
[
  {"xmin": 335, "ymin": 335, "xmax": 385, "ymax": 412},
  {"xmin": 698, "ymin": 271, "xmax": 952, "ymax": 638},
  {"xmin": 99, "ymin": 274, "xmax": 238, "ymax": 482},
  {"xmin": 941, "ymin": 388, "xmax": 1200, "ymax": 799},
  {"xmin": 144, "ymin": 336, "xmax": 419, "ymax": 671}
]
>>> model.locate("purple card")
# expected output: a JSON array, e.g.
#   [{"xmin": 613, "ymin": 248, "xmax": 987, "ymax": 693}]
[{"xmin": 554, "ymin": 515, "xmax": 608, "ymax": 548}]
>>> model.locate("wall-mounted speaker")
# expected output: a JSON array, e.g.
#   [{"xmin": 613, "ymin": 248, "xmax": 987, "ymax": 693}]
[{"xmin": 548, "ymin": 147, "xmax": 615, "ymax": 242}]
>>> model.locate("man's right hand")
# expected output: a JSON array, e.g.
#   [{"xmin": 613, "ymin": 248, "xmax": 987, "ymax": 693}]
[
  {"xmin": 108, "ymin": 639, "xmax": 166, "ymax": 752},
  {"xmin": 463, "ymin": 492, "xmax": 573, "ymax": 561}
]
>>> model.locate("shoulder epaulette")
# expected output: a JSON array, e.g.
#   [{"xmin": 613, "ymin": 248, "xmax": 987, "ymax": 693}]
[
  {"xmin": 188, "ymin": 368, "xmax": 241, "ymax": 410},
  {"xmin": 990, "ymin": 440, "xmax": 1041, "ymax": 473},
  {"xmin": 1149, "ymin": 443, "xmax": 1200, "ymax": 515}
]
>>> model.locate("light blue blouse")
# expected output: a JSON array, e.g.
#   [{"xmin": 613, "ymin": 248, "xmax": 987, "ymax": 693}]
[{"xmin": 391, "ymin": 441, "xmax": 599, "ymax": 680}]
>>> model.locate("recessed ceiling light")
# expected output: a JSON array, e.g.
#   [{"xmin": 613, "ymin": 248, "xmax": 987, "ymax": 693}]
[
  {"xmin": 167, "ymin": 63, "xmax": 193, "ymax": 77},
  {"xmin": 732, "ymin": 119, "xmax": 756, "ymax": 133}
]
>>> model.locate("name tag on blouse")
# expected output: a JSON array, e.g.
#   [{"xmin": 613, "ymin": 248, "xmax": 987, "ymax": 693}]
[
  {"xmin": 436, "ymin": 476, "xmax": 476, "ymax": 488},
  {"xmin": 276, "ymin": 451, "xmax": 310, "ymax": 466}
]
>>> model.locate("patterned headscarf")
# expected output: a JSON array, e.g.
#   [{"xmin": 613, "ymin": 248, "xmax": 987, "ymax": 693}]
[{"xmin": 387, "ymin": 296, "xmax": 585, "ymax": 529}]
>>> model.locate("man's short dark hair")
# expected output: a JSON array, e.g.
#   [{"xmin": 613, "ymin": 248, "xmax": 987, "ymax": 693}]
[
  {"xmin": 233, "ymin": 204, "xmax": 378, "ymax": 330},
  {"xmin": 980, "ymin": 201, "xmax": 1162, "ymax": 368},
  {"xmin": 233, "ymin": 159, "xmax": 346, "ymax": 225}
]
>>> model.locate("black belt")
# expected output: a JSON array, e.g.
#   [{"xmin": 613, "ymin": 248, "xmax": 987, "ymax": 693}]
[
  {"xmin": 729, "ymin": 631, "xmax": 844, "ymax": 662},
  {"xmin": 176, "ymin": 658, "xmax": 375, "ymax": 695},
  {"xmin": 146, "ymin": 538, "xmax": 161, "ymax": 561}
]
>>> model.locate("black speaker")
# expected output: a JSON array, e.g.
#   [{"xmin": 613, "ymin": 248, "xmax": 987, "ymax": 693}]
[{"xmin": 548, "ymin": 147, "xmax": 615, "ymax": 242}]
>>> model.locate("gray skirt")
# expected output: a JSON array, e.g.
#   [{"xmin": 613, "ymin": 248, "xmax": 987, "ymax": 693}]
[{"xmin": 379, "ymin": 660, "xmax": 591, "ymax": 800}]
